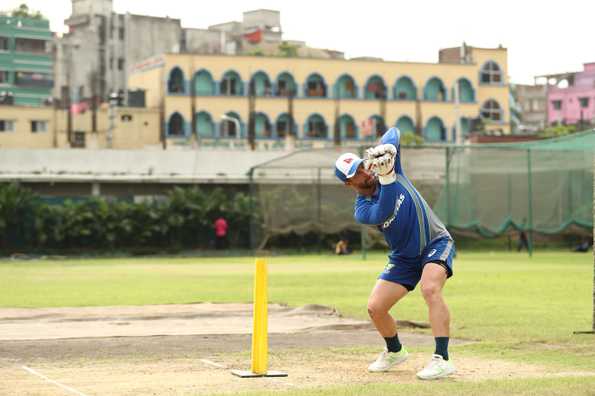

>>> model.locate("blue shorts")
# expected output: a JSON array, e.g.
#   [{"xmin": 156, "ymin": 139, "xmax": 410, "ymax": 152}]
[{"xmin": 379, "ymin": 237, "xmax": 455, "ymax": 291}]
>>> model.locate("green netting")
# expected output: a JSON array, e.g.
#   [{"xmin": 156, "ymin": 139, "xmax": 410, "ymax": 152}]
[
  {"xmin": 434, "ymin": 130, "xmax": 595, "ymax": 237},
  {"xmin": 250, "ymin": 131, "xmax": 595, "ymax": 249}
]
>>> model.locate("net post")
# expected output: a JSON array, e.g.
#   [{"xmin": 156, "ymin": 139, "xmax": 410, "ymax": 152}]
[
  {"xmin": 248, "ymin": 167, "xmax": 256, "ymax": 252},
  {"xmin": 527, "ymin": 148, "xmax": 534, "ymax": 257},
  {"xmin": 358, "ymin": 145, "xmax": 368, "ymax": 260},
  {"xmin": 445, "ymin": 146, "xmax": 451, "ymax": 227}
]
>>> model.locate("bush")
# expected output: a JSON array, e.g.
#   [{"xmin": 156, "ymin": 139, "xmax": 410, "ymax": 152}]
[{"xmin": 0, "ymin": 183, "xmax": 254, "ymax": 252}]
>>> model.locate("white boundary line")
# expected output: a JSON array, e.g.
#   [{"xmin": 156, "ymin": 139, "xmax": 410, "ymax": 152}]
[
  {"xmin": 21, "ymin": 365, "xmax": 90, "ymax": 396},
  {"xmin": 200, "ymin": 359, "xmax": 226, "ymax": 369}
]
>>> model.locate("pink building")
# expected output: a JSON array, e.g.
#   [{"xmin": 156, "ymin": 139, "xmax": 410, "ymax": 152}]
[{"xmin": 546, "ymin": 62, "xmax": 595, "ymax": 126}]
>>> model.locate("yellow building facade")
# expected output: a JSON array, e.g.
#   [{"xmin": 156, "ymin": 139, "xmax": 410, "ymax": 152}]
[
  {"xmin": 0, "ymin": 104, "xmax": 161, "ymax": 149},
  {"xmin": 129, "ymin": 45, "xmax": 510, "ymax": 148}
]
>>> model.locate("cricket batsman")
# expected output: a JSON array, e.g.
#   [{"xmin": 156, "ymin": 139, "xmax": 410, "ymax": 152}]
[{"xmin": 334, "ymin": 127, "xmax": 456, "ymax": 380}]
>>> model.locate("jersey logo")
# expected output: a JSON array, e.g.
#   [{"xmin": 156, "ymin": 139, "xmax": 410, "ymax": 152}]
[
  {"xmin": 427, "ymin": 249, "xmax": 437, "ymax": 258},
  {"xmin": 343, "ymin": 158, "xmax": 353, "ymax": 164},
  {"xmin": 382, "ymin": 194, "xmax": 405, "ymax": 229}
]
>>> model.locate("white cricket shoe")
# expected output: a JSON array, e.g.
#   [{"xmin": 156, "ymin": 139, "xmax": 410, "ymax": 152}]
[
  {"xmin": 416, "ymin": 354, "xmax": 456, "ymax": 380},
  {"xmin": 367, "ymin": 347, "xmax": 409, "ymax": 372}
]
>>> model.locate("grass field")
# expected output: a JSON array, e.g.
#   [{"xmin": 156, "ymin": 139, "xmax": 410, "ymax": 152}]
[{"xmin": 1, "ymin": 250, "xmax": 594, "ymax": 395}]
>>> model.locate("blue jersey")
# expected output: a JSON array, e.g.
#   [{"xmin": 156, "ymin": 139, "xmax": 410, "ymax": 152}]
[{"xmin": 354, "ymin": 128, "xmax": 451, "ymax": 264}]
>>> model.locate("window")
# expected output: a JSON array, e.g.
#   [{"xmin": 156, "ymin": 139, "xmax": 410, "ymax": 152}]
[
  {"xmin": 579, "ymin": 97, "xmax": 590, "ymax": 108},
  {"xmin": 552, "ymin": 100, "xmax": 562, "ymax": 110},
  {"xmin": 0, "ymin": 71, "xmax": 8, "ymax": 84},
  {"xmin": 480, "ymin": 61, "xmax": 502, "ymax": 84},
  {"xmin": 15, "ymin": 71, "xmax": 52, "ymax": 88},
  {"xmin": 481, "ymin": 100, "xmax": 502, "ymax": 121},
  {"xmin": 31, "ymin": 120, "xmax": 48, "ymax": 133},
  {"xmin": 15, "ymin": 38, "xmax": 47, "ymax": 54},
  {"xmin": 118, "ymin": 58, "xmax": 124, "ymax": 71},
  {"xmin": 72, "ymin": 131, "xmax": 86, "ymax": 148},
  {"xmin": 119, "ymin": 27, "xmax": 125, "ymax": 40},
  {"xmin": 0, "ymin": 37, "xmax": 8, "ymax": 51},
  {"xmin": 0, "ymin": 120, "xmax": 15, "ymax": 132},
  {"xmin": 109, "ymin": 57, "xmax": 114, "ymax": 70}
]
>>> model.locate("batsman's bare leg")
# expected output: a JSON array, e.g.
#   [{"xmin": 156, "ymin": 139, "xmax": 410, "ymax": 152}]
[
  {"xmin": 420, "ymin": 263, "xmax": 449, "ymax": 338},
  {"xmin": 367, "ymin": 279, "xmax": 409, "ymax": 372},
  {"xmin": 367, "ymin": 279, "xmax": 408, "ymax": 337},
  {"xmin": 417, "ymin": 262, "xmax": 455, "ymax": 379}
]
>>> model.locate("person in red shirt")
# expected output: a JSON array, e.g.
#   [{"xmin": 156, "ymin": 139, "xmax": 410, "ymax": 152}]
[{"xmin": 214, "ymin": 217, "xmax": 228, "ymax": 250}]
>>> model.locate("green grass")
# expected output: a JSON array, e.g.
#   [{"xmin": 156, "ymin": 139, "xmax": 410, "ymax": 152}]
[
  {"xmin": 206, "ymin": 376, "xmax": 595, "ymax": 396},
  {"xmin": 1, "ymin": 251, "xmax": 594, "ymax": 383}
]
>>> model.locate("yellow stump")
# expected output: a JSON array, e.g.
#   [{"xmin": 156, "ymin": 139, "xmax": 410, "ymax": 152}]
[
  {"xmin": 231, "ymin": 258, "xmax": 288, "ymax": 378},
  {"xmin": 251, "ymin": 258, "xmax": 268, "ymax": 374}
]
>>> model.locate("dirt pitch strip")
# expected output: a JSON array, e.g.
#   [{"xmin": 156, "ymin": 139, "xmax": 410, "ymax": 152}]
[{"xmin": 1, "ymin": 303, "xmax": 593, "ymax": 395}]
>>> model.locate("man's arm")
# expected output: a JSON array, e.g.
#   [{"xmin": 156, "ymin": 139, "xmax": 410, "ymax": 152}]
[
  {"xmin": 354, "ymin": 183, "xmax": 398, "ymax": 225},
  {"xmin": 380, "ymin": 127, "xmax": 403, "ymax": 175}
]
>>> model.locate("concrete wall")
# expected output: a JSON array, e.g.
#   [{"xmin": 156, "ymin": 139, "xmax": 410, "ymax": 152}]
[{"xmin": 0, "ymin": 105, "xmax": 160, "ymax": 149}]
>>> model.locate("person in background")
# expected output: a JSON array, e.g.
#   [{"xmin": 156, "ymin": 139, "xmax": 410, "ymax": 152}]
[
  {"xmin": 214, "ymin": 217, "xmax": 228, "ymax": 250},
  {"xmin": 335, "ymin": 238, "xmax": 351, "ymax": 255}
]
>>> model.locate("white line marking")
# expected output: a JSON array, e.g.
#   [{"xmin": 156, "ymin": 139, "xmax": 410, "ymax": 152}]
[
  {"xmin": 21, "ymin": 365, "xmax": 90, "ymax": 396},
  {"xmin": 200, "ymin": 359, "xmax": 226, "ymax": 369}
]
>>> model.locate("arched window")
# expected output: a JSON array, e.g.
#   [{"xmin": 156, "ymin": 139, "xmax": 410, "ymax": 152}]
[
  {"xmin": 254, "ymin": 112, "xmax": 272, "ymax": 138},
  {"xmin": 195, "ymin": 111, "xmax": 214, "ymax": 138},
  {"xmin": 221, "ymin": 70, "xmax": 243, "ymax": 96},
  {"xmin": 168, "ymin": 112, "xmax": 185, "ymax": 136},
  {"xmin": 334, "ymin": 74, "xmax": 357, "ymax": 99},
  {"xmin": 220, "ymin": 111, "xmax": 242, "ymax": 138},
  {"xmin": 481, "ymin": 99, "xmax": 502, "ymax": 121},
  {"xmin": 394, "ymin": 76, "xmax": 417, "ymax": 100},
  {"xmin": 305, "ymin": 114, "xmax": 327, "ymax": 138},
  {"xmin": 276, "ymin": 113, "xmax": 296, "ymax": 138},
  {"xmin": 337, "ymin": 114, "xmax": 358, "ymax": 139},
  {"xmin": 365, "ymin": 75, "xmax": 387, "ymax": 99},
  {"xmin": 423, "ymin": 77, "xmax": 447, "ymax": 101},
  {"xmin": 396, "ymin": 116, "xmax": 415, "ymax": 134},
  {"xmin": 480, "ymin": 61, "xmax": 502, "ymax": 84},
  {"xmin": 193, "ymin": 70, "xmax": 214, "ymax": 96},
  {"xmin": 424, "ymin": 116, "xmax": 446, "ymax": 142},
  {"xmin": 168, "ymin": 67, "xmax": 185, "ymax": 94},
  {"xmin": 275, "ymin": 72, "xmax": 297, "ymax": 97},
  {"xmin": 454, "ymin": 78, "xmax": 474, "ymax": 103},
  {"xmin": 250, "ymin": 71, "xmax": 272, "ymax": 96},
  {"xmin": 305, "ymin": 73, "xmax": 327, "ymax": 97}
]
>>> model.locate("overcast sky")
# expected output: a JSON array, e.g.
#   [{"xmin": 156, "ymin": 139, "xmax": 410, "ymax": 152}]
[{"xmin": 4, "ymin": 0, "xmax": 594, "ymax": 84}]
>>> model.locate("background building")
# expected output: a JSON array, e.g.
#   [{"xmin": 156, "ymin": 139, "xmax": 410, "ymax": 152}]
[
  {"xmin": 54, "ymin": 2, "xmax": 343, "ymax": 106},
  {"xmin": 541, "ymin": 62, "xmax": 595, "ymax": 127},
  {"xmin": 128, "ymin": 44, "xmax": 510, "ymax": 149},
  {"xmin": 514, "ymin": 83, "xmax": 547, "ymax": 131},
  {"xmin": 0, "ymin": 14, "xmax": 53, "ymax": 106}
]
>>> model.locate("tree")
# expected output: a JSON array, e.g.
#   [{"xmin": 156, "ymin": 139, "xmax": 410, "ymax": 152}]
[
  {"xmin": 10, "ymin": 3, "xmax": 43, "ymax": 20},
  {"xmin": 278, "ymin": 42, "xmax": 299, "ymax": 58}
]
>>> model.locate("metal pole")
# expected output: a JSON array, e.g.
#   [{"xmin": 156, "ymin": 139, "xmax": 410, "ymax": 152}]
[
  {"xmin": 527, "ymin": 149, "xmax": 534, "ymax": 257},
  {"xmin": 248, "ymin": 167, "xmax": 256, "ymax": 252},
  {"xmin": 592, "ymin": 153, "xmax": 595, "ymax": 331},
  {"xmin": 358, "ymin": 145, "xmax": 367, "ymax": 260},
  {"xmin": 317, "ymin": 168, "xmax": 322, "ymax": 253},
  {"xmin": 445, "ymin": 146, "xmax": 451, "ymax": 227}
]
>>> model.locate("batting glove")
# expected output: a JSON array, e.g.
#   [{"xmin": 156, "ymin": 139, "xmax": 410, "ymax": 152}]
[
  {"xmin": 365, "ymin": 143, "xmax": 397, "ymax": 161},
  {"xmin": 367, "ymin": 144, "xmax": 397, "ymax": 185}
]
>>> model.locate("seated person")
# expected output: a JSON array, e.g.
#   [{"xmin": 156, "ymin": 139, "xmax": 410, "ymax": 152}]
[{"xmin": 335, "ymin": 239, "xmax": 351, "ymax": 255}]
